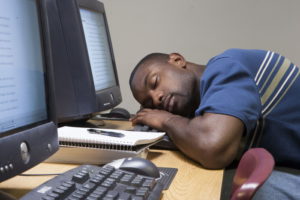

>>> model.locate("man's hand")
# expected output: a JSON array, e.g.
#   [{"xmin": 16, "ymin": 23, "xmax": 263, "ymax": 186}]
[
  {"xmin": 133, "ymin": 109, "xmax": 244, "ymax": 169},
  {"xmin": 131, "ymin": 108, "xmax": 244, "ymax": 169},
  {"xmin": 130, "ymin": 108, "xmax": 175, "ymax": 130}
]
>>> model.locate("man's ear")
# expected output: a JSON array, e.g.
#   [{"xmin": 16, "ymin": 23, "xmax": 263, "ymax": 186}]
[{"xmin": 168, "ymin": 53, "xmax": 187, "ymax": 69}]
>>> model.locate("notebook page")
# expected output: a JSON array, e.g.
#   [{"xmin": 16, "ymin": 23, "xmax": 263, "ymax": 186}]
[{"xmin": 58, "ymin": 126, "xmax": 166, "ymax": 146}]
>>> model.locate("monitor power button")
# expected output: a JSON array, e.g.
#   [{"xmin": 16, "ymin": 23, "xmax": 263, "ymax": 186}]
[{"xmin": 20, "ymin": 142, "xmax": 30, "ymax": 164}]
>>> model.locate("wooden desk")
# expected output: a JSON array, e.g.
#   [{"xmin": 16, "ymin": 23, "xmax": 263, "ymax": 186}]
[{"xmin": 0, "ymin": 120, "xmax": 224, "ymax": 200}]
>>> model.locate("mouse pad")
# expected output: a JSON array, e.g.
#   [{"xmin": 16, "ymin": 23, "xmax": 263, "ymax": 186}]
[{"xmin": 157, "ymin": 167, "xmax": 178, "ymax": 190}]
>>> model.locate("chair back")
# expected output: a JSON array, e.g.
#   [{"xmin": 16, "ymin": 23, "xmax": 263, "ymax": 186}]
[{"xmin": 230, "ymin": 148, "xmax": 275, "ymax": 200}]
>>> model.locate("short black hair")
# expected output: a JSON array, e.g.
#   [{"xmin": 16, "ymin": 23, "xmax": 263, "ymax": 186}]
[{"xmin": 129, "ymin": 53, "xmax": 169, "ymax": 89}]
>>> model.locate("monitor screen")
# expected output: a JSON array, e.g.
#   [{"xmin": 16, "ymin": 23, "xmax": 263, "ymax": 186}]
[
  {"xmin": 0, "ymin": 0, "xmax": 58, "ymax": 182},
  {"xmin": 80, "ymin": 8, "xmax": 117, "ymax": 91},
  {"xmin": 0, "ymin": 0, "xmax": 47, "ymax": 133}
]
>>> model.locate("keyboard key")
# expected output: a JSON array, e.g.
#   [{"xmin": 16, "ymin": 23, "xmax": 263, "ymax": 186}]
[
  {"xmin": 105, "ymin": 190, "xmax": 119, "ymax": 198},
  {"xmin": 47, "ymin": 192, "xmax": 60, "ymax": 200},
  {"xmin": 72, "ymin": 191, "xmax": 85, "ymax": 198},
  {"xmin": 142, "ymin": 178, "xmax": 156, "ymax": 190},
  {"xmin": 125, "ymin": 186, "xmax": 136, "ymax": 193},
  {"xmin": 86, "ymin": 197, "xmax": 98, "ymax": 200},
  {"xmin": 87, "ymin": 192, "xmax": 103, "ymax": 199},
  {"xmin": 118, "ymin": 192, "xmax": 131, "ymax": 200},
  {"xmin": 131, "ymin": 195, "xmax": 144, "ymax": 200},
  {"xmin": 41, "ymin": 196, "xmax": 55, "ymax": 200},
  {"xmin": 136, "ymin": 187, "xmax": 149, "ymax": 198},
  {"xmin": 72, "ymin": 171, "xmax": 90, "ymax": 183}
]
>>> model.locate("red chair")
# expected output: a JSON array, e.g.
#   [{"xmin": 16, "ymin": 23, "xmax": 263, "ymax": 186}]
[{"xmin": 230, "ymin": 148, "xmax": 275, "ymax": 200}]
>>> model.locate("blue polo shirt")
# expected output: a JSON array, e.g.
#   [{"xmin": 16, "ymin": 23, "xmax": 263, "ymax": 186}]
[{"xmin": 195, "ymin": 49, "xmax": 300, "ymax": 168}]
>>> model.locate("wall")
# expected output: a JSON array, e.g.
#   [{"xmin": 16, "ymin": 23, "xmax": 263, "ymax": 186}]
[{"xmin": 100, "ymin": 0, "xmax": 300, "ymax": 114}]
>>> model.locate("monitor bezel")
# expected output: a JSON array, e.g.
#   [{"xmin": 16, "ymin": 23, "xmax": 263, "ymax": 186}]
[{"xmin": 45, "ymin": 0, "xmax": 99, "ymax": 124}]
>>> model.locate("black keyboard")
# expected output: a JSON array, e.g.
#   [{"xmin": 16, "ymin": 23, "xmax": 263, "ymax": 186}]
[
  {"xmin": 131, "ymin": 125, "xmax": 178, "ymax": 150},
  {"xmin": 131, "ymin": 125, "xmax": 159, "ymax": 132},
  {"xmin": 21, "ymin": 164, "xmax": 176, "ymax": 200}
]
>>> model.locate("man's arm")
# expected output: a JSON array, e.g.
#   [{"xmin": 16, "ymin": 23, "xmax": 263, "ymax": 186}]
[{"xmin": 131, "ymin": 109, "xmax": 244, "ymax": 169}]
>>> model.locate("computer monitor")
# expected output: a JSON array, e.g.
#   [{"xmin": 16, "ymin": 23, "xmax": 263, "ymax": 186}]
[
  {"xmin": 78, "ymin": 0, "xmax": 122, "ymax": 112},
  {"xmin": 0, "ymin": 0, "xmax": 58, "ymax": 182},
  {"xmin": 43, "ymin": 0, "xmax": 122, "ymax": 125}
]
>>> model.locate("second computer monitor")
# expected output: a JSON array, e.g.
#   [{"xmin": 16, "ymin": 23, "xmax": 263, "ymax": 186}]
[
  {"xmin": 44, "ymin": 0, "xmax": 122, "ymax": 124},
  {"xmin": 78, "ymin": 0, "xmax": 122, "ymax": 112}
]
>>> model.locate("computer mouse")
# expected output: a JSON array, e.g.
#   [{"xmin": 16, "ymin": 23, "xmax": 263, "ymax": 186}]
[
  {"xmin": 105, "ymin": 157, "xmax": 160, "ymax": 178},
  {"xmin": 108, "ymin": 107, "xmax": 131, "ymax": 119}
]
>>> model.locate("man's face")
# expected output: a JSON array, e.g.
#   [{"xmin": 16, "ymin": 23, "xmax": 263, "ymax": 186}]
[{"xmin": 131, "ymin": 61, "xmax": 198, "ymax": 116}]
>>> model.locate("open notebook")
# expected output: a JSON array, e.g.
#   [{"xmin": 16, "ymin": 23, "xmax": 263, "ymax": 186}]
[{"xmin": 46, "ymin": 126, "xmax": 165, "ymax": 164}]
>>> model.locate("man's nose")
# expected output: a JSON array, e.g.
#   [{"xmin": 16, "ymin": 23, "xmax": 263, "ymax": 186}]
[{"xmin": 150, "ymin": 90, "xmax": 163, "ymax": 108}]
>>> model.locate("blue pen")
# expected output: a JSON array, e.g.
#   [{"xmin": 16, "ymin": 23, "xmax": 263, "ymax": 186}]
[{"xmin": 87, "ymin": 128, "xmax": 125, "ymax": 138}]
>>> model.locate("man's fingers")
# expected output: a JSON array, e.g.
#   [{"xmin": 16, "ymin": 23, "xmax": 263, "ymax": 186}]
[{"xmin": 130, "ymin": 113, "xmax": 145, "ymax": 125}]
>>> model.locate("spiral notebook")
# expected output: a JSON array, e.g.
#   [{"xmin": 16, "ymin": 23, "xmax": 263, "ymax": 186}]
[{"xmin": 46, "ymin": 126, "xmax": 165, "ymax": 164}]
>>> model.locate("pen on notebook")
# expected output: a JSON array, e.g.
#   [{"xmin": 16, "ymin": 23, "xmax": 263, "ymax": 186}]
[{"xmin": 87, "ymin": 128, "xmax": 125, "ymax": 138}]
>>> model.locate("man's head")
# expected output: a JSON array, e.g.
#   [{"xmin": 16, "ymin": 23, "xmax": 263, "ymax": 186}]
[{"xmin": 129, "ymin": 52, "xmax": 200, "ymax": 117}]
